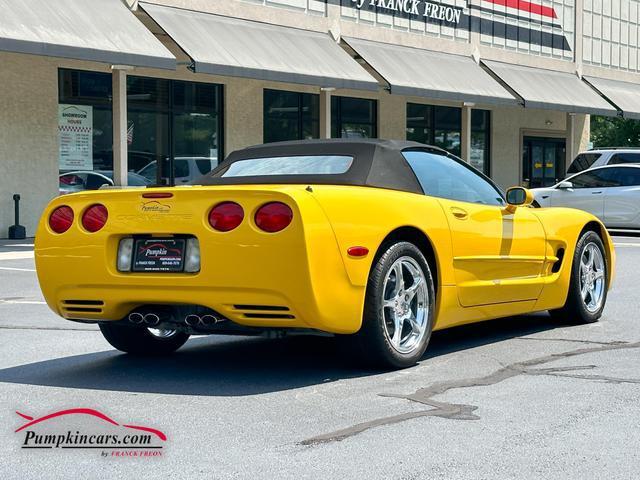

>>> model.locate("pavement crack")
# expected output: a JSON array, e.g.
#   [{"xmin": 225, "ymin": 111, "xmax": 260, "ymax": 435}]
[
  {"xmin": 299, "ymin": 341, "xmax": 640, "ymax": 446},
  {"xmin": 516, "ymin": 337, "xmax": 629, "ymax": 346}
]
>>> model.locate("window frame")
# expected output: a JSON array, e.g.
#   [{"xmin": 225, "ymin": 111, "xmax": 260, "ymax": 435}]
[
  {"xmin": 405, "ymin": 103, "xmax": 491, "ymax": 176},
  {"xmin": 402, "ymin": 147, "xmax": 505, "ymax": 206},
  {"xmin": 58, "ymin": 69, "xmax": 224, "ymax": 186},
  {"xmin": 263, "ymin": 89, "xmax": 320, "ymax": 143},
  {"xmin": 608, "ymin": 152, "xmax": 640, "ymax": 165},
  {"xmin": 567, "ymin": 168, "xmax": 621, "ymax": 189},
  {"xmin": 127, "ymin": 75, "xmax": 224, "ymax": 186},
  {"xmin": 331, "ymin": 96, "xmax": 378, "ymax": 139}
]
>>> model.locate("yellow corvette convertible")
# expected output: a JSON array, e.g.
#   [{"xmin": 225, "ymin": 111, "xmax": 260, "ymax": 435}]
[{"xmin": 35, "ymin": 140, "xmax": 615, "ymax": 368}]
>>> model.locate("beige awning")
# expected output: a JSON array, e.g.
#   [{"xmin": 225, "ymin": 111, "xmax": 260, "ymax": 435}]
[{"xmin": 0, "ymin": 0, "xmax": 175, "ymax": 69}]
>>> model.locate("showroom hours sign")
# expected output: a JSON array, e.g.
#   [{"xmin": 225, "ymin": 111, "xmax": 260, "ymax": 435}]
[
  {"xmin": 351, "ymin": 0, "xmax": 463, "ymax": 24},
  {"xmin": 58, "ymin": 104, "xmax": 93, "ymax": 170}
]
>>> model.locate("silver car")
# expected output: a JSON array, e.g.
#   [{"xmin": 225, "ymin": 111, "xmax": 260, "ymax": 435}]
[
  {"xmin": 567, "ymin": 148, "xmax": 640, "ymax": 174},
  {"xmin": 532, "ymin": 165, "xmax": 640, "ymax": 229}
]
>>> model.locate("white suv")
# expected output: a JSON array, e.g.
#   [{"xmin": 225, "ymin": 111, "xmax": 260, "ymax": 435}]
[{"xmin": 567, "ymin": 148, "xmax": 640, "ymax": 174}]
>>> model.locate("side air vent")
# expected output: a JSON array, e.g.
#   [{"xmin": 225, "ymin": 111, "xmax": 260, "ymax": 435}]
[
  {"xmin": 243, "ymin": 313, "xmax": 295, "ymax": 319},
  {"xmin": 62, "ymin": 300, "xmax": 105, "ymax": 314},
  {"xmin": 552, "ymin": 248, "xmax": 565, "ymax": 273},
  {"xmin": 233, "ymin": 304, "xmax": 289, "ymax": 312},
  {"xmin": 63, "ymin": 300, "xmax": 104, "ymax": 306},
  {"xmin": 63, "ymin": 307, "xmax": 103, "ymax": 313}
]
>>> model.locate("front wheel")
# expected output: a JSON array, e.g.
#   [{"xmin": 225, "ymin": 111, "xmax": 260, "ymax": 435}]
[
  {"xmin": 355, "ymin": 241, "xmax": 435, "ymax": 369},
  {"xmin": 549, "ymin": 230, "xmax": 608, "ymax": 324},
  {"xmin": 99, "ymin": 323, "xmax": 190, "ymax": 355}
]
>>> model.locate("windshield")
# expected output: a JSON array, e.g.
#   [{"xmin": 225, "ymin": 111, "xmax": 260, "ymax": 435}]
[{"xmin": 217, "ymin": 155, "xmax": 354, "ymax": 177}]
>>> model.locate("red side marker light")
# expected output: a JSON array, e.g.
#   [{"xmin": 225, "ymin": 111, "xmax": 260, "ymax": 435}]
[{"xmin": 347, "ymin": 246, "xmax": 369, "ymax": 257}]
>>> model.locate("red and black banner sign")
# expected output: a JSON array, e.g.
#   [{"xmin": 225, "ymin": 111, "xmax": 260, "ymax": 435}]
[{"xmin": 348, "ymin": 0, "xmax": 572, "ymax": 52}]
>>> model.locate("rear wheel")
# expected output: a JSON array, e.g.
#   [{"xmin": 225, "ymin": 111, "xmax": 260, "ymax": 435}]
[
  {"xmin": 99, "ymin": 323, "xmax": 190, "ymax": 355},
  {"xmin": 355, "ymin": 241, "xmax": 435, "ymax": 369},
  {"xmin": 549, "ymin": 230, "xmax": 608, "ymax": 324}
]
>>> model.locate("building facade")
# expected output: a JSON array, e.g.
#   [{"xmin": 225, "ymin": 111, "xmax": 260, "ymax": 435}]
[{"xmin": 2, "ymin": 0, "xmax": 640, "ymax": 237}]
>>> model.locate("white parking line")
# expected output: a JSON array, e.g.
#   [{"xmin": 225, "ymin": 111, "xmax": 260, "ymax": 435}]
[
  {"xmin": 0, "ymin": 266, "xmax": 36, "ymax": 272},
  {"xmin": 0, "ymin": 251, "xmax": 34, "ymax": 260},
  {"xmin": 0, "ymin": 300, "xmax": 46, "ymax": 304},
  {"xmin": 614, "ymin": 243, "xmax": 640, "ymax": 247}
]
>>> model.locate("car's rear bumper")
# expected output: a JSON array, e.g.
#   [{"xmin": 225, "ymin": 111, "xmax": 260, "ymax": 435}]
[{"xmin": 34, "ymin": 186, "xmax": 367, "ymax": 334}]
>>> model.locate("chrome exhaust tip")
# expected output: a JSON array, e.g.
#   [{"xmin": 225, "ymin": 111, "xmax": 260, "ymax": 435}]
[
  {"xmin": 200, "ymin": 314, "xmax": 217, "ymax": 326},
  {"xmin": 184, "ymin": 314, "xmax": 201, "ymax": 327},
  {"xmin": 143, "ymin": 313, "xmax": 160, "ymax": 326},
  {"xmin": 128, "ymin": 312, "xmax": 144, "ymax": 324}
]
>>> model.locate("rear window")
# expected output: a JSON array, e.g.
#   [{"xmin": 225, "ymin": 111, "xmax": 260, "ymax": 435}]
[
  {"xmin": 219, "ymin": 155, "xmax": 353, "ymax": 177},
  {"xmin": 609, "ymin": 153, "xmax": 640, "ymax": 165},
  {"xmin": 567, "ymin": 153, "xmax": 601, "ymax": 174}
]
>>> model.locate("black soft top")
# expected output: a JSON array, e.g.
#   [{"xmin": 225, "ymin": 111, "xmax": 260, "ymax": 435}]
[{"xmin": 195, "ymin": 139, "xmax": 452, "ymax": 194}]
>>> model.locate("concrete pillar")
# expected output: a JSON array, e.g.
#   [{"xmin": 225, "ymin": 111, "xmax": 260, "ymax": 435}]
[
  {"xmin": 566, "ymin": 113, "xmax": 577, "ymax": 173},
  {"xmin": 319, "ymin": 89, "xmax": 333, "ymax": 139},
  {"xmin": 461, "ymin": 105, "xmax": 472, "ymax": 162},
  {"xmin": 112, "ymin": 67, "xmax": 129, "ymax": 186}
]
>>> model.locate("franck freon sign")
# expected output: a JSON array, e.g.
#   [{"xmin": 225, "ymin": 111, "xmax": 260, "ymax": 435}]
[
  {"xmin": 352, "ymin": 0, "xmax": 463, "ymax": 24},
  {"xmin": 349, "ymin": 0, "xmax": 572, "ymax": 53}
]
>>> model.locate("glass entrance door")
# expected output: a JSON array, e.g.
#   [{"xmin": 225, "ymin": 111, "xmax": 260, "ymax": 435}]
[{"xmin": 522, "ymin": 137, "xmax": 566, "ymax": 188}]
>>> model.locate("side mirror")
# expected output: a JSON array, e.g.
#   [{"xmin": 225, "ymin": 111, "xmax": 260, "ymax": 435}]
[
  {"xmin": 557, "ymin": 181, "xmax": 573, "ymax": 189},
  {"xmin": 505, "ymin": 186, "xmax": 534, "ymax": 212}
]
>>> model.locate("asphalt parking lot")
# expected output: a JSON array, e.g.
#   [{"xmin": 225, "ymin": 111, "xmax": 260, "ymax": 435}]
[{"xmin": 1, "ymin": 236, "xmax": 639, "ymax": 479}]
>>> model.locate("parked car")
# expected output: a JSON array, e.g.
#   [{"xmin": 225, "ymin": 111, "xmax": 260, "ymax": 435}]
[
  {"xmin": 137, "ymin": 157, "xmax": 218, "ymax": 185},
  {"xmin": 532, "ymin": 164, "xmax": 640, "ymax": 229},
  {"xmin": 567, "ymin": 148, "xmax": 640, "ymax": 174},
  {"xmin": 37, "ymin": 140, "xmax": 614, "ymax": 369},
  {"xmin": 59, "ymin": 170, "xmax": 151, "ymax": 195}
]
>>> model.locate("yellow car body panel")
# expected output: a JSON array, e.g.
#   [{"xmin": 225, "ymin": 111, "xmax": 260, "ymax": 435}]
[{"xmin": 35, "ymin": 184, "xmax": 615, "ymax": 335}]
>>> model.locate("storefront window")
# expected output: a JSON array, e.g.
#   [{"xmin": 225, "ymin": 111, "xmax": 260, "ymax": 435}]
[
  {"xmin": 406, "ymin": 103, "xmax": 491, "ymax": 175},
  {"xmin": 263, "ymin": 89, "xmax": 319, "ymax": 143},
  {"xmin": 128, "ymin": 77, "xmax": 223, "ymax": 185},
  {"xmin": 331, "ymin": 96, "xmax": 377, "ymax": 138},
  {"xmin": 471, "ymin": 110, "xmax": 491, "ymax": 176},
  {"xmin": 58, "ymin": 70, "xmax": 113, "ymax": 173},
  {"xmin": 58, "ymin": 69, "xmax": 223, "ymax": 187}
]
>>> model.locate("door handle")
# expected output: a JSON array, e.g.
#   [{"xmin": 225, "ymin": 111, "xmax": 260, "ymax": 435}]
[
  {"xmin": 592, "ymin": 191, "xmax": 603, "ymax": 195},
  {"xmin": 450, "ymin": 207, "xmax": 469, "ymax": 220}
]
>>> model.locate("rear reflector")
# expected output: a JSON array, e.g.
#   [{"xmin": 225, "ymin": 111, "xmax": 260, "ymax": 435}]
[
  {"xmin": 208, "ymin": 202, "xmax": 244, "ymax": 232},
  {"xmin": 49, "ymin": 206, "xmax": 74, "ymax": 234},
  {"xmin": 81, "ymin": 204, "xmax": 108, "ymax": 232},
  {"xmin": 142, "ymin": 192, "xmax": 173, "ymax": 199},
  {"xmin": 255, "ymin": 202, "xmax": 293, "ymax": 233},
  {"xmin": 347, "ymin": 246, "xmax": 369, "ymax": 257}
]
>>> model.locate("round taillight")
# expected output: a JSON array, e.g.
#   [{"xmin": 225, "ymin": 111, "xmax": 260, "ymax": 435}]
[
  {"xmin": 49, "ymin": 206, "xmax": 74, "ymax": 234},
  {"xmin": 208, "ymin": 202, "xmax": 244, "ymax": 232},
  {"xmin": 255, "ymin": 202, "xmax": 293, "ymax": 233},
  {"xmin": 82, "ymin": 204, "xmax": 108, "ymax": 233}
]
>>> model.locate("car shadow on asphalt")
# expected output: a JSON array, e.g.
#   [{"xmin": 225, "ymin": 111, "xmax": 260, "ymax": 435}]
[{"xmin": 0, "ymin": 312, "xmax": 559, "ymax": 397}]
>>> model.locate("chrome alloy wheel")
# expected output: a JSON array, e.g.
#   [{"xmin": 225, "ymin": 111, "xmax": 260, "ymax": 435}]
[
  {"xmin": 381, "ymin": 256, "xmax": 429, "ymax": 354},
  {"xmin": 147, "ymin": 327, "xmax": 177, "ymax": 339},
  {"xmin": 579, "ymin": 242, "xmax": 606, "ymax": 313}
]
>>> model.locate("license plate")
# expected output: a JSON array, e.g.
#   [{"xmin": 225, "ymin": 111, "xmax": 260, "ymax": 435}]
[{"xmin": 132, "ymin": 238, "xmax": 186, "ymax": 272}]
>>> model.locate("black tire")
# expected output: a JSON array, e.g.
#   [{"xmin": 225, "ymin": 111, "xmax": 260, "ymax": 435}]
[
  {"xmin": 99, "ymin": 323, "xmax": 190, "ymax": 355},
  {"xmin": 549, "ymin": 230, "xmax": 608, "ymax": 325},
  {"xmin": 355, "ymin": 241, "xmax": 435, "ymax": 369}
]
